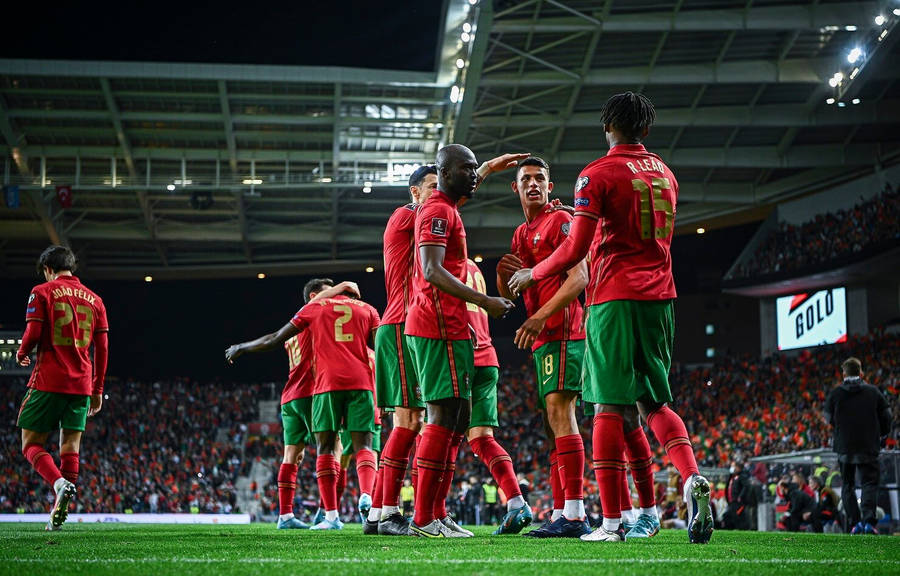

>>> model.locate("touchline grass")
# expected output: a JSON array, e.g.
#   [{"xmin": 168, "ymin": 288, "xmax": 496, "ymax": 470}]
[{"xmin": 1, "ymin": 523, "xmax": 898, "ymax": 576}]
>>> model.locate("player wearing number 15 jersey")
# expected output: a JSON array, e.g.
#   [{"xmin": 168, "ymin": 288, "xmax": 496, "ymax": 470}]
[
  {"xmin": 15, "ymin": 245, "xmax": 109, "ymax": 531},
  {"xmin": 508, "ymin": 92, "xmax": 711, "ymax": 544}
]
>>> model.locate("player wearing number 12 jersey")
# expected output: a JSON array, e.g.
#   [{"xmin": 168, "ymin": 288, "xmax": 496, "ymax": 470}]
[
  {"xmin": 16, "ymin": 245, "xmax": 109, "ymax": 531},
  {"xmin": 508, "ymin": 92, "xmax": 711, "ymax": 544}
]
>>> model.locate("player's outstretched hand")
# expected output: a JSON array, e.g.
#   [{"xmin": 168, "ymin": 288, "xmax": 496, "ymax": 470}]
[
  {"xmin": 15, "ymin": 351, "xmax": 31, "ymax": 367},
  {"xmin": 88, "ymin": 393, "xmax": 103, "ymax": 417},
  {"xmin": 496, "ymin": 253, "xmax": 522, "ymax": 284},
  {"xmin": 547, "ymin": 198, "xmax": 575, "ymax": 215},
  {"xmin": 480, "ymin": 152, "xmax": 531, "ymax": 176},
  {"xmin": 514, "ymin": 315, "xmax": 547, "ymax": 350},
  {"xmin": 483, "ymin": 296, "xmax": 515, "ymax": 319},
  {"xmin": 508, "ymin": 268, "xmax": 535, "ymax": 297},
  {"xmin": 225, "ymin": 345, "xmax": 243, "ymax": 365}
]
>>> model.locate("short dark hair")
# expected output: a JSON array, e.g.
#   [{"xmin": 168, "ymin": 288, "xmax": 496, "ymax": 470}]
[
  {"xmin": 303, "ymin": 278, "xmax": 334, "ymax": 304},
  {"xmin": 409, "ymin": 165, "xmax": 437, "ymax": 188},
  {"xmin": 516, "ymin": 156, "xmax": 550, "ymax": 177},
  {"xmin": 599, "ymin": 91, "xmax": 657, "ymax": 142},
  {"xmin": 842, "ymin": 357, "xmax": 862, "ymax": 376},
  {"xmin": 37, "ymin": 245, "xmax": 77, "ymax": 276}
]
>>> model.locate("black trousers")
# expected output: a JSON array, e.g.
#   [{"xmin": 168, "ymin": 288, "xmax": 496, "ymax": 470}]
[{"xmin": 839, "ymin": 459, "xmax": 880, "ymax": 528}]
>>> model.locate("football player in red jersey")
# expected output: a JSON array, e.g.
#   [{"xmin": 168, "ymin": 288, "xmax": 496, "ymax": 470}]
[
  {"xmin": 465, "ymin": 258, "xmax": 533, "ymax": 534},
  {"xmin": 496, "ymin": 157, "xmax": 591, "ymax": 538},
  {"xmin": 509, "ymin": 92, "xmax": 712, "ymax": 544},
  {"xmin": 404, "ymin": 144, "xmax": 521, "ymax": 537},
  {"xmin": 16, "ymin": 245, "xmax": 109, "ymax": 531},
  {"xmin": 225, "ymin": 279, "xmax": 363, "ymax": 530},
  {"xmin": 371, "ymin": 166, "xmax": 437, "ymax": 535}
]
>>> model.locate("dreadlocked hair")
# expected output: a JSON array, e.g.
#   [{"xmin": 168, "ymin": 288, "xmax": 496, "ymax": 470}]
[{"xmin": 599, "ymin": 92, "xmax": 656, "ymax": 143}]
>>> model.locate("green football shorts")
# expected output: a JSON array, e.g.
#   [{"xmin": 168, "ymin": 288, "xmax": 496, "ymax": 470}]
[
  {"xmin": 405, "ymin": 336, "xmax": 473, "ymax": 402},
  {"xmin": 470, "ymin": 366, "xmax": 500, "ymax": 428},
  {"xmin": 17, "ymin": 388, "xmax": 90, "ymax": 433},
  {"xmin": 281, "ymin": 396, "xmax": 314, "ymax": 446},
  {"xmin": 582, "ymin": 299, "xmax": 675, "ymax": 405},
  {"xmin": 532, "ymin": 339, "xmax": 585, "ymax": 410},
  {"xmin": 375, "ymin": 323, "xmax": 424, "ymax": 409},
  {"xmin": 312, "ymin": 389, "xmax": 376, "ymax": 434},
  {"xmin": 340, "ymin": 424, "xmax": 382, "ymax": 456}
]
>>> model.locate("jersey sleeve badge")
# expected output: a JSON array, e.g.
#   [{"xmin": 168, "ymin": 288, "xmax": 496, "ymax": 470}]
[
  {"xmin": 575, "ymin": 176, "xmax": 590, "ymax": 193},
  {"xmin": 561, "ymin": 222, "xmax": 571, "ymax": 236},
  {"xmin": 430, "ymin": 217, "xmax": 448, "ymax": 236}
]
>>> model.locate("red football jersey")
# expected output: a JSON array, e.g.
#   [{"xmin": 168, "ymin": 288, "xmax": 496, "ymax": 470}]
[
  {"xmin": 281, "ymin": 330, "xmax": 314, "ymax": 404},
  {"xmin": 511, "ymin": 206, "xmax": 585, "ymax": 351},
  {"xmin": 290, "ymin": 295, "xmax": 380, "ymax": 394},
  {"xmin": 573, "ymin": 144, "xmax": 678, "ymax": 305},
  {"xmin": 381, "ymin": 203, "xmax": 418, "ymax": 326},
  {"xmin": 465, "ymin": 259, "xmax": 499, "ymax": 368},
  {"xmin": 367, "ymin": 347, "xmax": 381, "ymax": 426},
  {"xmin": 24, "ymin": 275, "xmax": 109, "ymax": 396},
  {"xmin": 405, "ymin": 190, "xmax": 469, "ymax": 341}
]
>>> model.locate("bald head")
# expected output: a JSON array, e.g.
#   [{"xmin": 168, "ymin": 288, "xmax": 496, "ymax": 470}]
[{"xmin": 436, "ymin": 144, "xmax": 479, "ymax": 200}]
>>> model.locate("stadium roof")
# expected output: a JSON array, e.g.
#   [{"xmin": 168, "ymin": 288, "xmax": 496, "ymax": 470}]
[{"xmin": 1, "ymin": 0, "xmax": 899, "ymax": 279}]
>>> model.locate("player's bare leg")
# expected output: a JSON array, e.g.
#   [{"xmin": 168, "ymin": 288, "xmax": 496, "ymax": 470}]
[
  {"xmin": 277, "ymin": 443, "xmax": 310, "ymax": 529},
  {"xmin": 410, "ymin": 398, "xmax": 469, "ymax": 538},
  {"xmin": 528, "ymin": 391, "xmax": 589, "ymax": 538},
  {"xmin": 377, "ymin": 407, "xmax": 424, "ymax": 534},
  {"xmin": 637, "ymin": 399, "xmax": 711, "ymax": 544},
  {"xmin": 22, "ymin": 429, "xmax": 74, "ymax": 531},
  {"xmin": 311, "ymin": 431, "xmax": 342, "ymax": 530},
  {"xmin": 467, "ymin": 426, "xmax": 532, "ymax": 534}
]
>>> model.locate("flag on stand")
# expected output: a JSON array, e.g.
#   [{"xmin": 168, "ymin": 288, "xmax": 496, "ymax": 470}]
[{"xmin": 56, "ymin": 185, "xmax": 73, "ymax": 208}]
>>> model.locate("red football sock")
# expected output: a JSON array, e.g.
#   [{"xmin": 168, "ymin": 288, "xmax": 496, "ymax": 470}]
[
  {"xmin": 647, "ymin": 406, "xmax": 699, "ymax": 480},
  {"xmin": 555, "ymin": 434, "xmax": 585, "ymax": 501},
  {"xmin": 372, "ymin": 464, "xmax": 385, "ymax": 510},
  {"xmin": 625, "ymin": 427, "xmax": 656, "ymax": 508},
  {"xmin": 620, "ymin": 465, "xmax": 632, "ymax": 514},
  {"xmin": 356, "ymin": 448, "xmax": 377, "ymax": 496},
  {"xmin": 316, "ymin": 454, "xmax": 339, "ymax": 512},
  {"xmin": 380, "ymin": 426, "xmax": 417, "ymax": 507},
  {"xmin": 433, "ymin": 433, "xmax": 463, "ymax": 519},
  {"xmin": 592, "ymin": 414, "xmax": 626, "ymax": 521},
  {"xmin": 549, "ymin": 449, "xmax": 563, "ymax": 510},
  {"xmin": 23, "ymin": 443, "xmax": 62, "ymax": 487},
  {"xmin": 60, "ymin": 451, "xmax": 79, "ymax": 485},
  {"xmin": 470, "ymin": 435, "xmax": 521, "ymax": 500},
  {"xmin": 410, "ymin": 434, "xmax": 420, "ymax": 491},
  {"xmin": 413, "ymin": 424, "xmax": 452, "ymax": 526},
  {"xmin": 277, "ymin": 463, "xmax": 298, "ymax": 516}
]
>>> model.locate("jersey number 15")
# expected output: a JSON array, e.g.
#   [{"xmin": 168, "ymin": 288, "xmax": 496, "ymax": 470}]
[{"xmin": 633, "ymin": 177, "xmax": 674, "ymax": 240}]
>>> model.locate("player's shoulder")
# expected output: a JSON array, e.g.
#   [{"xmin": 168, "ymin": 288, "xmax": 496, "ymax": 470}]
[
  {"xmin": 391, "ymin": 202, "xmax": 419, "ymax": 218},
  {"xmin": 545, "ymin": 208, "xmax": 574, "ymax": 225}
]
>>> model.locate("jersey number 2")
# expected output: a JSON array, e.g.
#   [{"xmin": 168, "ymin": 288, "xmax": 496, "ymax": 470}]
[
  {"xmin": 633, "ymin": 177, "xmax": 674, "ymax": 240},
  {"xmin": 53, "ymin": 302, "xmax": 93, "ymax": 347},
  {"xmin": 333, "ymin": 305, "xmax": 354, "ymax": 342}
]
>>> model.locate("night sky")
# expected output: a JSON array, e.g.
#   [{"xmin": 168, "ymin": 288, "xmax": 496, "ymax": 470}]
[{"xmin": 1, "ymin": 1, "xmax": 442, "ymax": 70}]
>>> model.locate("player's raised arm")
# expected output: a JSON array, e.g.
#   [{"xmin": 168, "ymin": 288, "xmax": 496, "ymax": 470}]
[
  {"xmin": 420, "ymin": 244, "xmax": 514, "ymax": 319},
  {"xmin": 225, "ymin": 322, "xmax": 300, "ymax": 365},
  {"xmin": 310, "ymin": 281, "xmax": 360, "ymax": 302},
  {"xmin": 475, "ymin": 152, "xmax": 531, "ymax": 191},
  {"xmin": 514, "ymin": 259, "xmax": 588, "ymax": 350}
]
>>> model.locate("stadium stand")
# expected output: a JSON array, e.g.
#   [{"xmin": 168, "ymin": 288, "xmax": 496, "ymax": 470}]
[{"xmin": 2, "ymin": 330, "xmax": 895, "ymax": 526}]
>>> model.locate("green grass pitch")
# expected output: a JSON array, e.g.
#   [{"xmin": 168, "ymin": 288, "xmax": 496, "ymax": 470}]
[{"xmin": 2, "ymin": 523, "xmax": 898, "ymax": 576}]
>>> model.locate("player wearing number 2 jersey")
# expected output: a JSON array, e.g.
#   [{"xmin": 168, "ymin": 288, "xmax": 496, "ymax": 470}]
[
  {"xmin": 508, "ymin": 92, "xmax": 711, "ymax": 545},
  {"xmin": 225, "ymin": 278, "xmax": 364, "ymax": 530},
  {"xmin": 16, "ymin": 245, "xmax": 109, "ymax": 531}
]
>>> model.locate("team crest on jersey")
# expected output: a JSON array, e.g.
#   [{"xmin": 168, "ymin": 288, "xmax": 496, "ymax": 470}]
[
  {"xmin": 561, "ymin": 222, "xmax": 570, "ymax": 236},
  {"xmin": 575, "ymin": 176, "xmax": 589, "ymax": 193},
  {"xmin": 430, "ymin": 217, "xmax": 448, "ymax": 236},
  {"xmin": 532, "ymin": 232, "xmax": 541, "ymax": 248}
]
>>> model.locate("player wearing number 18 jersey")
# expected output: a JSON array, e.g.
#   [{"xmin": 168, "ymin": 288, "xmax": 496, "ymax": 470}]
[
  {"xmin": 508, "ymin": 92, "xmax": 711, "ymax": 544},
  {"xmin": 16, "ymin": 245, "xmax": 109, "ymax": 531}
]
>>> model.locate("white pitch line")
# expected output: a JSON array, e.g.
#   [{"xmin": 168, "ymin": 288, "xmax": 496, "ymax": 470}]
[{"xmin": 4, "ymin": 558, "xmax": 898, "ymax": 566}]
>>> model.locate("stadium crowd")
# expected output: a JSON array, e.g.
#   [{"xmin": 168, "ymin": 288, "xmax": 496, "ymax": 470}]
[
  {"xmin": 2, "ymin": 330, "xmax": 896, "ymax": 528},
  {"xmin": 733, "ymin": 182, "xmax": 899, "ymax": 278}
]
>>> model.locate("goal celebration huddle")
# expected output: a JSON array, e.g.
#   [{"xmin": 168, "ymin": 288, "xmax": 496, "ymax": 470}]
[{"xmin": 16, "ymin": 92, "xmax": 714, "ymax": 544}]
